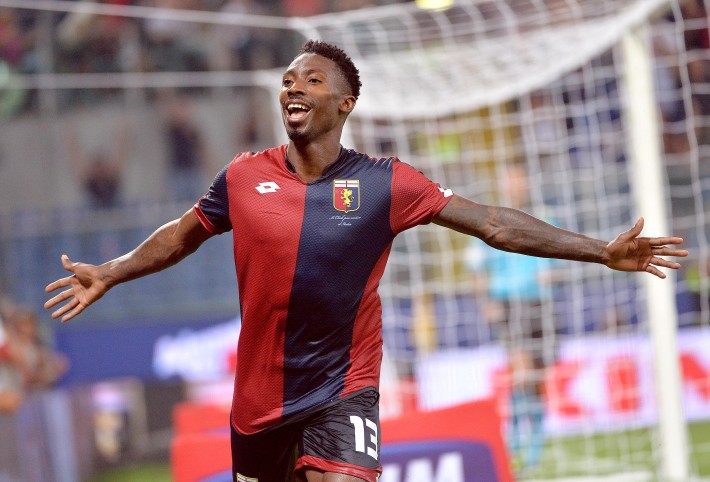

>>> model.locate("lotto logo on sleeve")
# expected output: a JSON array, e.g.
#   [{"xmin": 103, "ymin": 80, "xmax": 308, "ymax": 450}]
[
  {"xmin": 236, "ymin": 473, "xmax": 258, "ymax": 482},
  {"xmin": 333, "ymin": 179, "xmax": 361, "ymax": 213},
  {"xmin": 438, "ymin": 186, "xmax": 453, "ymax": 198}
]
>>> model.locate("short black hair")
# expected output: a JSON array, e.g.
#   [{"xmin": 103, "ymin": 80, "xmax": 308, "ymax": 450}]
[{"xmin": 298, "ymin": 40, "xmax": 361, "ymax": 100}]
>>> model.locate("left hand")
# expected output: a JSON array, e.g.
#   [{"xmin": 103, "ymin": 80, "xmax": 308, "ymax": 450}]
[{"xmin": 604, "ymin": 218, "xmax": 688, "ymax": 278}]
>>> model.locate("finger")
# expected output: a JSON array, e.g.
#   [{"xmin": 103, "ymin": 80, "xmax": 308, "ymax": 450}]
[
  {"xmin": 44, "ymin": 288, "xmax": 75, "ymax": 310},
  {"xmin": 649, "ymin": 237, "xmax": 685, "ymax": 246},
  {"xmin": 652, "ymin": 247, "xmax": 689, "ymax": 257},
  {"xmin": 646, "ymin": 265, "xmax": 666, "ymax": 279},
  {"xmin": 62, "ymin": 303, "xmax": 86, "ymax": 323},
  {"xmin": 650, "ymin": 257, "xmax": 681, "ymax": 270},
  {"xmin": 619, "ymin": 217, "xmax": 644, "ymax": 241},
  {"xmin": 45, "ymin": 275, "xmax": 74, "ymax": 294},
  {"xmin": 51, "ymin": 298, "xmax": 79, "ymax": 320},
  {"xmin": 61, "ymin": 254, "xmax": 75, "ymax": 273}
]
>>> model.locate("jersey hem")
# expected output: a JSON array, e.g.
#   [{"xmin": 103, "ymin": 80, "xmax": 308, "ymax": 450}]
[
  {"xmin": 193, "ymin": 203, "xmax": 223, "ymax": 234},
  {"xmin": 231, "ymin": 387, "xmax": 378, "ymax": 436},
  {"xmin": 428, "ymin": 190, "xmax": 454, "ymax": 223}
]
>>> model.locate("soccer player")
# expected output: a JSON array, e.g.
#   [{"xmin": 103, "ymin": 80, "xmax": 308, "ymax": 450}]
[{"xmin": 45, "ymin": 40, "xmax": 688, "ymax": 482}]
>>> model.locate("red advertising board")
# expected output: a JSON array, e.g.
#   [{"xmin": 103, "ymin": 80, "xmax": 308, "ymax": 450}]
[{"xmin": 171, "ymin": 398, "xmax": 511, "ymax": 482}]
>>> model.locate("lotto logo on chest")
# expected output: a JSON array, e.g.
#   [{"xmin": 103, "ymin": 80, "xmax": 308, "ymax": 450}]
[{"xmin": 333, "ymin": 179, "xmax": 360, "ymax": 213}]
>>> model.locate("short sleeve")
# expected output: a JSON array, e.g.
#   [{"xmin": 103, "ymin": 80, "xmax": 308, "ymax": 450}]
[
  {"xmin": 193, "ymin": 162, "xmax": 232, "ymax": 234},
  {"xmin": 390, "ymin": 160, "xmax": 453, "ymax": 234}
]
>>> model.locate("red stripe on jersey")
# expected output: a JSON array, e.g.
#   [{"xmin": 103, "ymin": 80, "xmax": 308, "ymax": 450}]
[
  {"xmin": 343, "ymin": 245, "xmax": 392, "ymax": 395},
  {"xmin": 389, "ymin": 161, "xmax": 452, "ymax": 234},
  {"xmin": 225, "ymin": 147, "xmax": 309, "ymax": 434}
]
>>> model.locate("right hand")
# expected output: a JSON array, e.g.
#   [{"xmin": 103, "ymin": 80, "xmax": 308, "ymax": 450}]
[{"xmin": 44, "ymin": 254, "xmax": 108, "ymax": 323}]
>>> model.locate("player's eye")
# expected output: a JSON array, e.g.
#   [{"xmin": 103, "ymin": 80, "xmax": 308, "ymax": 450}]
[
  {"xmin": 282, "ymin": 78, "xmax": 293, "ymax": 87},
  {"xmin": 308, "ymin": 77, "xmax": 322, "ymax": 84}
]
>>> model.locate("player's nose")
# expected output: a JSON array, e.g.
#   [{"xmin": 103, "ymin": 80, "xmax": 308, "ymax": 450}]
[{"xmin": 287, "ymin": 77, "xmax": 307, "ymax": 95}]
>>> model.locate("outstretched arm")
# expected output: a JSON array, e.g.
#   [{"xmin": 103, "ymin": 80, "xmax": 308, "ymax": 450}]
[
  {"xmin": 434, "ymin": 195, "xmax": 688, "ymax": 278},
  {"xmin": 45, "ymin": 209, "xmax": 213, "ymax": 322}
]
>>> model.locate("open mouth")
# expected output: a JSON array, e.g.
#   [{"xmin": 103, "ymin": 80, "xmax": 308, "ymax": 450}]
[{"xmin": 285, "ymin": 102, "xmax": 311, "ymax": 122}]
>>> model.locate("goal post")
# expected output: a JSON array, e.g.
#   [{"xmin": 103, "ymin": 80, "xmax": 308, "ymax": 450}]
[{"xmin": 621, "ymin": 24, "xmax": 689, "ymax": 481}]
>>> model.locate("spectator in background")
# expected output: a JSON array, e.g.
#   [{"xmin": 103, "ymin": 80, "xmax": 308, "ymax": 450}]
[
  {"xmin": 55, "ymin": 0, "xmax": 141, "ymax": 107},
  {"xmin": 0, "ymin": 300, "xmax": 22, "ymax": 414},
  {"xmin": 656, "ymin": 0, "xmax": 710, "ymax": 150},
  {"xmin": 330, "ymin": 0, "xmax": 377, "ymax": 11},
  {"xmin": 219, "ymin": 0, "xmax": 279, "ymax": 71},
  {"xmin": 281, "ymin": 0, "xmax": 326, "ymax": 17},
  {"xmin": 525, "ymin": 91, "xmax": 567, "ymax": 170},
  {"xmin": 142, "ymin": 0, "xmax": 209, "ymax": 72},
  {"xmin": 55, "ymin": 0, "xmax": 126, "ymax": 74},
  {"xmin": 465, "ymin": 164, "xmax": 557, "ymax": 476},
  {"xmin": 66, "ymin": 120, "xmax": 132, "ymax": 210},
  {"xmin": 0, "ymin": 8, "xmax": 24, "ymax": 68},
  {"xmin": 5, "ymin": 307, "xmax": 69, "ymax": 391},
  {"xmin": 682, "ymin": 0, "xmax": 710, "ymax": 143},
  {"xmin": 683, "ymin": 254, "xmax": 710, "ymax": 322},
  {"xmin": 681, "ymin": 0, "xmax": 709, "ymax": 51},
  {"xmin": 0, "ymin": 8, "xmax": 29, "ymax": 117},
  {"xmin": 0, "ymin": 298, "xmax": 69, "ymax": 414},
  {"xmin": 161, "ymin": 93, "xmax": 212, "ymax": 202}
]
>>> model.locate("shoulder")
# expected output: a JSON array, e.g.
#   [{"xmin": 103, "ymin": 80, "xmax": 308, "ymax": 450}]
[
  {"xmin": 222, "ymin": 146, "xmax": 287, "ymax": 182},
  {"xmin": 230, "ymin": 145, "xmax": 287, "ymax": 168},
  {"xmin": 339, "ymin": 149, "xmax": 439, "ymax": 187},
  {"xmin": 342, "ymin": 148, "xmax": 396, "ymax": 171}
]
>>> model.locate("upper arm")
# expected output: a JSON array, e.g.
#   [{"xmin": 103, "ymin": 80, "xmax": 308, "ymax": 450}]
[
  {"xmin": 194, "ymin": 162, "xmax": 232, "ymax": 234},
  {"xmin": 432, "ymin": 194, "xmax": 493, "ymax": 239},
  {"xmin": 172, "ymin": 208, "xmax": 215, "ymax": 252}
]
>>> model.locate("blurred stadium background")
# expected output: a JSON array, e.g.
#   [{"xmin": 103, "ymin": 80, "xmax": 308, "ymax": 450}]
[{"xmin": 0, "ymin": 0, "xmax": 709, "ymax": 481}]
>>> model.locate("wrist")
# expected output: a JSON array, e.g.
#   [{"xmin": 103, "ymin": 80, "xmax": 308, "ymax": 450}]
[
  {"xmin": 99, "ymin": 261, "xmax": 121, "ymax": 290},
  {"xmin": 599, "ymin": 241, "xmax": 612, "ymax": 266}
]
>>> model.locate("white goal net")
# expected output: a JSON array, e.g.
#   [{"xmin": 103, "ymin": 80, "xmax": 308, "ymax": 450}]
[{"xmin": 295, "ymin": 1, "xmax": 710, "ymax": 480}]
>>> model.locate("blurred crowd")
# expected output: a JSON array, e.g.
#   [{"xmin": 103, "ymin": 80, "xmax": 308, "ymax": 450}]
[
  {"xmin": 653, "ymin": 0, "xmax": 710, "ymax": 155},
  {"xmin": 0, "ymin": 0, "xmax": 401, "ymax": 111},
  {"xmin": 0, "ymin": 0, "xmax": 705, "ymax": 116},
  {"xmin": 0, "ymin": 295, "xmax": 69, "ymax": 415}
]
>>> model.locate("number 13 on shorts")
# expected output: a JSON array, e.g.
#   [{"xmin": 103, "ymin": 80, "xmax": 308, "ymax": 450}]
[{"xmin": 350, "ymin": 415, "xmax": 379, "ymax": 460}]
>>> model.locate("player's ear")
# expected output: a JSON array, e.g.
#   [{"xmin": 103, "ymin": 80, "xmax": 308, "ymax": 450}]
[{"xmin": 340, "ymin": 95, "xmax": 356, "ymax": 115}]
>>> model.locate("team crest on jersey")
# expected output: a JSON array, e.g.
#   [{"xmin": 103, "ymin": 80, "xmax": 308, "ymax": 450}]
[{"xmin": 333, "ymin": 179, "xmax": 360, "ymax": 213}]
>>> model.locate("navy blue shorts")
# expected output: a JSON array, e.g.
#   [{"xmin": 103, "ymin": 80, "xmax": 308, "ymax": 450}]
[{"xmin": 231, "ymin": 388, "xmax": 382, "ymax": 482}]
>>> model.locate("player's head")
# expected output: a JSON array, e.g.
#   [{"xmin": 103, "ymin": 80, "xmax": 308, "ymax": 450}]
[
  {"xmin": 280, "ymin": 40, "xmax": 361, "ymax": 142},
  {"xmin": 298, "ymin": 40, "xmax": 361, "ymax": 100}
]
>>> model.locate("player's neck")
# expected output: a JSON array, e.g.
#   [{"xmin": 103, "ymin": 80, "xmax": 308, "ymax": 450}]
[{"xmin": 286, "ymin": 140, "xmax": 342, "ymax": 183}]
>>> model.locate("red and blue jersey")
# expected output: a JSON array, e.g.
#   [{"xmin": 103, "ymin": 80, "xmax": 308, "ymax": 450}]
[{"xmin": 194, "ymin": 145, "xmax": 452, "ymax": 434}]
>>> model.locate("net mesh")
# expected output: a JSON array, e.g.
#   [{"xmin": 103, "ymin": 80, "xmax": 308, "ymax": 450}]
[{"xmin": 298, "ymin": 0, "xmax": 709, "ymax": 479}]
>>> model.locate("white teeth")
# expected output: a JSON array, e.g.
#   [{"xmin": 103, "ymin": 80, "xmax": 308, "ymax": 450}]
[{"xmin": 287, "ymin": 103, "xmax": 309, "ymax": 112}]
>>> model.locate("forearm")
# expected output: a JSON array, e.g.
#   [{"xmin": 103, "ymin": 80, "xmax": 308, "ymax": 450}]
[
  {"xmin": 435, "ymin": 196, "xmax": 608, "ymax": 264},
  {"xmin": 480, "ymin": 207, "xmax": 606, "ymax": 263},
  {"xmin": 99, "ymin": 216, "xmax": 206, "ymax": 289}
]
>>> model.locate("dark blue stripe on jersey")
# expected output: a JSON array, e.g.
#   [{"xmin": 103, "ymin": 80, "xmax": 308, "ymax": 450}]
[
  {"xmin": 198, "ymin": 164, "xmax": 232, "ymax": 232},
  {"xmin": 282, "ymin": 155, "xmax": 394, "ymax": 417}
]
